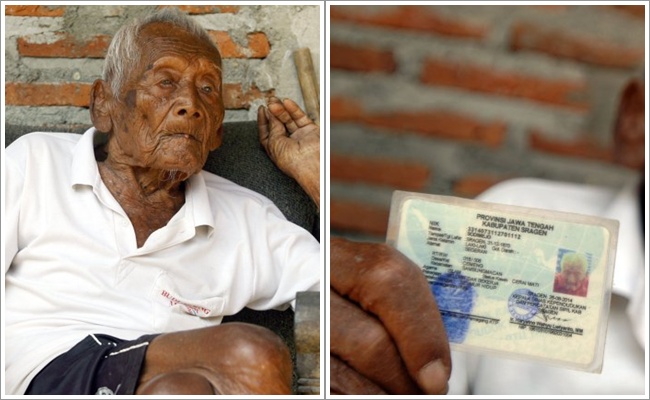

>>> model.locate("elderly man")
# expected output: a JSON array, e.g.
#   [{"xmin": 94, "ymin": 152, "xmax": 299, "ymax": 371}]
[
  {"xmin": 5, "ymin": 8, "xmax": 452, "ymax": 396},
  {"xmin": 553, "ymin": 252, "xmax": 590, "ymax": 297},
  {"xmin": 5, "ymin": 9, "xmax": 319, "ymax": 395}
]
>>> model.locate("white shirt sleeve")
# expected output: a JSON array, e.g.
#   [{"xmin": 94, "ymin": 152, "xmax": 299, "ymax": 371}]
[
  {"xmin": 4, "ymin": 144, "xmax": 25, "ymax": 273},
  {"xmin": 246, "ymin": 201, "xmax": 321, "ymax": 311}
]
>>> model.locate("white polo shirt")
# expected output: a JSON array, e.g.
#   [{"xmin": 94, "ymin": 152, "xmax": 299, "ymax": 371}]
[{"xmin": 4, "ymin": 128, "xmax": 320, "ymax": 395}]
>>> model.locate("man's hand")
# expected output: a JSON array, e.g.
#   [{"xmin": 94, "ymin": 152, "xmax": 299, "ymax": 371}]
[
  {"xmin": 330, "ymin": 237, "xmax": 451, "ymax": 395},
  {"xmin": 257, "ymin": 97, "xmax": 320, "ymax": 209}
]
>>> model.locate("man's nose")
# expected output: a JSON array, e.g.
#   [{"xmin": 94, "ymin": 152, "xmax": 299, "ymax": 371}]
[{"xmin": 174, "ymin": 87, "xmax": 202, "ymax": 119}]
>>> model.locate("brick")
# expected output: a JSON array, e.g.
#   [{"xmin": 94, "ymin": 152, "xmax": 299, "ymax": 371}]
[
  {"xmin": 361, "ymin": 110, "xmax": 507, "ymax": 147},
  {"xmin": 17, "ymin": 30, "xmax": 270, "ymax": 60},
  {"xmin": 605, "ymin": 5, "xmax": 645, "ymax": 19},
  {"xmin": 529, "ymin": 130, "xmax": 613, "ymax": 162},
  {"xmin": 510, "ymin": 22, "xmax": 644, "ymax": 69},
  {"xmin": 208, "ymin": 31, "xmax": 270, "ymax": 59},
  {"xmin": 331, "ymin": 153, "xmax": 430, "ymax": 190},
  {"xmin": 330, "ymin": 199, "xmax": 389, "ymax": 237},
  {"xmin": 17, "ymin": 33, "xmax": 110, "ymax": 58},
  {"xmin": 5, "ymin": 82, "xmax": 92, "ymax": 107},
  {"xmin": 330, "ymin": 96, "xmax": 506, "ymax": 146},
  {"xmin": 330, "ymin": 5, "xmax": 488, "ymax": 39},
  {"xmin": 453, "ymin": 174, "xmax": 506, "ymax": 198},
  {"xmin": 223, "ymin": 83, "xmax": 275, "ymax": 110},
  {"xmin": 245, "ymin": 32, "xmax": 271, "ymax": 58},
  {"xmin": 158, "ymin": 5, "xmax": 240, "ymax": 14},
  {"xmin": 330, "ymin": 42, "xmax": 397, "ymax": 73},
  {"xmin": 5, "ymin": 5, "xmax": 65, "ymax": 17},
  {"xmin": 526, "ymin": 5, "xmax": 569, "ymax": 11},
  {"xmin": 421, "ymin": 58, "xmax": 589, "ymax": 111},
  {"xmin": 330, "ymin": 96, "xmax": 364, "ymax": 121}
]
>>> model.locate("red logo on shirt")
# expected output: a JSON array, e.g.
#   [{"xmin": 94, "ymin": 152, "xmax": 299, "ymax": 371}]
[{"xmin": 160, "ymin": 290, "xmax": 211, "ymax": 317}]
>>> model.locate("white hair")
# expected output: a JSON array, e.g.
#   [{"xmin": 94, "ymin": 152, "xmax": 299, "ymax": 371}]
[{"xmin": 103, "ymin": 8, "xmax": 218, "ymax": 98}]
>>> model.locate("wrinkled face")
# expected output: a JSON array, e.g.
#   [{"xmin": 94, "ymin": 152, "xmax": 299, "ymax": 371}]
[
  {"xmin": 562, "ymin": 261, "xmax": 586, "ymax": 290},
  {"xmin": 110, "ymin": 22, "xmax": 224, "ymax": 178}
]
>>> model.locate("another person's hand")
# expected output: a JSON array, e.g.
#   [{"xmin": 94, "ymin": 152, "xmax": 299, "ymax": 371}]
[
  {"xmin": 257, "ymin": 97, "xmax": 320, "ymax": 208},
  {"xmin": 613, "ymin": 79, "xmax": 644, "ymax": 171},
  {"xmin": 330, "ymin": 237, "xmax": 451, "ymax": 395}
]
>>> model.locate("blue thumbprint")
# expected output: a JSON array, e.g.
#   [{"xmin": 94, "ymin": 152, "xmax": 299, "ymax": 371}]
[{"xmin": 431, "ymin": 271, "xmax": 476, "ymax": 343}]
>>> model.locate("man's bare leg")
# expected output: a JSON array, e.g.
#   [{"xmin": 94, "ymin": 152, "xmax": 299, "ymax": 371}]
[{"xmin": 135, "ymin": 323, "xmax": 293, "ymax": 395}]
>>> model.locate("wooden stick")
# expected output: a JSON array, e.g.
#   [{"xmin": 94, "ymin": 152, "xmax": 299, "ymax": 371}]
[{"xmin": 293, "ymin": 47, "xmax": 320, "ymax": 125}]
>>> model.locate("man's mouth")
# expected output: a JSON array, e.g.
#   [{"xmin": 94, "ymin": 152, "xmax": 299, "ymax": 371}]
[{"xmin": 167, "ymin": 132, "xmax": 200, "ymax": 142}]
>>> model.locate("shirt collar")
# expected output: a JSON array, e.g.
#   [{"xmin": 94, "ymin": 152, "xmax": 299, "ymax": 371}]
[
  {"xmin": 185, "ymin": 172, "xmax": 216, "ymax": 235},
  {"xmin": 70, "ymin": 127, "xmax": 215, "ymax": 234},
  {"xmin": 70, "ymin": 127, "xmax": 102, "ymax": 188}
]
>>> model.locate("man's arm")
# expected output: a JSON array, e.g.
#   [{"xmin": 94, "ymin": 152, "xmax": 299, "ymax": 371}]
[
  {"xmin": 257, "ymin": 99, "xmax": 451, "ymax": 394},
  {"xmin": 257, "ymin": 97, "xmax": 320, "ymax": 209}
]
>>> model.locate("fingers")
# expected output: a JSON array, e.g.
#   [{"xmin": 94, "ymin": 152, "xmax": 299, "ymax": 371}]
[
  {"xmin": 330, "ymin": 237, "xmax": 451, "ymax": 395},
  {"xmin": 267, "ymin": 105, "xmax": 285, "ymax": 138},
  {"xmin": 330, "ymin": 289, "xmax": 421, "ymax": 394},
  {"xmin": 257, "ymin": 105, "xmax": 270, "ymax": 143},
  {"xmin": 267, "ymin": 97, "xmax": 313, "ymax": 133},
  {"xmin": 267, "ymin": 97, "xmax": 299, "ymax": 134},
  {"xmin": 257, "ymin": 103, "xmax": 289, "ymax": 158},
  {"xmin": 330, "ymin": 355, "xmax": 387, "ymax": 395},
  {"xmin": 258, "ymin": 97, "xmax": 314, "ymax": 146},
  {"xmin": 278, "ymin": 97, "xmax": 314, "ymax": 128}
]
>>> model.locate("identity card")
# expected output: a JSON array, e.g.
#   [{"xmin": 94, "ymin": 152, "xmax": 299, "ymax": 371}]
[{"xmin": 386, "ymin": 191, "xmax": 619, "ymax": 372}]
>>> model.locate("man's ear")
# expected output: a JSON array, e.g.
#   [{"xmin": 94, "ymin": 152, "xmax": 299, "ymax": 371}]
[{"xmin": 89, "ymin": 79, "xmax": 114, "ymax": 133}]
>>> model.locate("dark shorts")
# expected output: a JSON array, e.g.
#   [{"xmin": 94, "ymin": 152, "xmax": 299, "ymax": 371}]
[{"xmin": 25, "ymin": 333, "xmax": 160, "ymax": 395}]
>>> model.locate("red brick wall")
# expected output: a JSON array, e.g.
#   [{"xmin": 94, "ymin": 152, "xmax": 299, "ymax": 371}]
[
  {"xmin": 329, "ymin": 4, "xmax": 645, "ymax": 240},
  {"xmin": 4, "ymin": 4, "xmax": 320, "ymax": 129}
]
